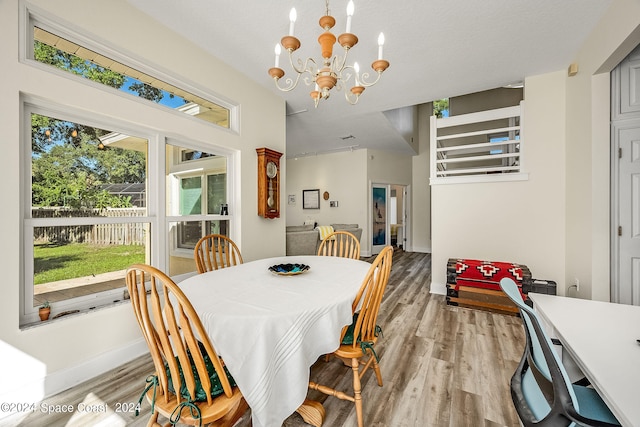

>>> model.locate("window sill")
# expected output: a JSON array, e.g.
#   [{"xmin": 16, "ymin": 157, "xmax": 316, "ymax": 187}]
[
  {"xmin": 20, "ymin": 298, "xmax": 130, "ymax": 330},
  {"xmin": 430, "ymin": 172, "xmax": 529, "ymax": 185}
]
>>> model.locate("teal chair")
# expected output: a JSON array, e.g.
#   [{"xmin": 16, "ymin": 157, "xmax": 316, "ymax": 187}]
[{"xmin": 499, "ymin": 278, "xmax": 620, "ymax": 427}]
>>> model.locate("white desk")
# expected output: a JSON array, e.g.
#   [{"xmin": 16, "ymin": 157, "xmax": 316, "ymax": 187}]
[
  {"xmin": 177, "ymin": 256, "xmax": 371, "ymax": 427},
  {"xmin": 528, "ymin": 293, "xmax": 640, "ymax": 427}
]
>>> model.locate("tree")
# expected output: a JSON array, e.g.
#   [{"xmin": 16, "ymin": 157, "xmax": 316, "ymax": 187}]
[
  {"xmin": 433, "ymin": 98, "xmax": 449, "ymax": 118},
  {"xmin": 31, "ymin": 123, "xmax": 146, "ymax": 208},
  {"xmin": 31, "ymin": 41, "xmax": 149, "ymax": 208}
]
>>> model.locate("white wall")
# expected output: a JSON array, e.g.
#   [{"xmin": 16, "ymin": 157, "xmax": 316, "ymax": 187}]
[
  {"xmin": 0, "ymin": 0, "xmax": 284, "ymax": 403},
  {"xmin": 285, "ymin": 148, "xmax": 414, "ymax": 256},
  {"xmin": 286, "ymin": 150, "xmax": 369, "ymax": 256},
  {"xmin": 285, "ymin": 150, "xmax": 368, "ymax": 227},
  {"xmin": 430, "ymin": 71, "xmax": 567, "ymax": 295},
  {"xmin": 367, "ymin": 148, "xmax": 414, "ymax": 186}
]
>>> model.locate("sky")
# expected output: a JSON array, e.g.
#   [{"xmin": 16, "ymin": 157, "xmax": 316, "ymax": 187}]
[{"xmin": 122, "ymin": 77, "xmax": 187, "ymax": 109}]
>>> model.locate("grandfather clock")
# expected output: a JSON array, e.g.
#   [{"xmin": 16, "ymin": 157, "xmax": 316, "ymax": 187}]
[{"xmin": 256, "ymin": 147, "xmax": 283, "ymax": 218}]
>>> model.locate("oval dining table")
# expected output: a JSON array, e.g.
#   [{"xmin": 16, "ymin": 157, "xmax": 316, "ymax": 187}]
[{"xmin": 176, "ymin": 255, "xmax": 372, "ymax": 427}]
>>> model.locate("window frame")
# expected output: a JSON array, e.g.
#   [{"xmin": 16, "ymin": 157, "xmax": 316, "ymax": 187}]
[
  {"xmin": 20, "ymin": 3, "xmax": 240, "ymax": 134},
  {"xmin": 429, "ymin": 102, "xmax": 528, "ymax": 185},
  {"xmin": 169, "ymin": 173, "xmax": 229, "ymax": 256},
  {"xmin": 21, "ymin": 98, "xmax": 157, "ymax": 326}
]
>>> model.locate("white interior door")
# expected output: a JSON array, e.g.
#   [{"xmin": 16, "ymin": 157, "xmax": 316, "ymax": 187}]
[
  {"xmin": 612, "ymin": 43, "xmax": 640, "ymax": 304},
  {"xmin": 613, "ymin": 124, "xmax": 640, "ymax": 304}
]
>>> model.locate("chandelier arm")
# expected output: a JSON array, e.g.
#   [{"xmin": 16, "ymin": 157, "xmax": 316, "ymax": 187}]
[
  {"xmin": 274, "ymin": 55, "xmax": 319, "ymax": 92},
  {"xmin": 288, "ymin": 52, "xmax": 318, "ymax": 76},
  {"xmin": 333, "ymin": 48, "xmax": 350, "ymax": 74},
  {"xmin": 274, "ymin": 72, "xmax": 304, "ymax": 92},
  {"xmin": 357, "ymin": 70, "xmax": 383, "ymax": 88},
  {"xmin": 344, "ymin": 90, "xmax": 360, "ymax": 105},
  {"xmin": 336, "ymin": 63, "xmax": 356, "ymax": 87}
]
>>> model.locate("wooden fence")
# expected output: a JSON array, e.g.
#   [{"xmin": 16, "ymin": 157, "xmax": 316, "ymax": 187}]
[{"xmin": 33, "ymin": 207, "xmax": 146, "ymax": 245}]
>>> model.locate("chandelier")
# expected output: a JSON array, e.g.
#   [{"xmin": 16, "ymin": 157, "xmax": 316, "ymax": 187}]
[{"xmin": 268, "ymin": 0, "xmax": 389, "ymax": 108}]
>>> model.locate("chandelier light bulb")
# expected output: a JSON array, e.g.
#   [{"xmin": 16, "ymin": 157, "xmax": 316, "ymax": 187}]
[
  {"xmin": 346, "ymin": 0, "xmax": 354, "ymax": 33},
  {"xmin": 274, "ymin": 44, "xmax": 281, "ymax": 67},
  {"xmin": 354, "ymin": 62, "xmax": 360, "ymax": 85},
  {"xmin": 289, "ymin": 8, "xmax": 297, "ymax": 36},
  {"xmin": 377, "ymin": 32, "xmax": 385, "ymax": 60}
]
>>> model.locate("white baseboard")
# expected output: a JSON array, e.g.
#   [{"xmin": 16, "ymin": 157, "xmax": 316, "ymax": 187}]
[
  {"xmin": 410, "ymin": 246, "xmax": 431, "ymax": 253},
  {"xmin": 44, "ymin": 338, "xmax": 148, "ymax": 397},
  {"xmin": 430, "ymin": 281, "xmax": 447, "ymax": 295}
]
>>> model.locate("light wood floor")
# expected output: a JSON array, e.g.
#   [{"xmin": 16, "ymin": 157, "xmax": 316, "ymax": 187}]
[{"xmin": 2, "ymin": 251, "xmax": 525, "ymax": 427}]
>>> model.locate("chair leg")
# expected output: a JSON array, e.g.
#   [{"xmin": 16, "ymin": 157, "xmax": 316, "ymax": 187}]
[
  {"xmin": 371, "ymin": 355, "xmax": 383, "ymax": 387},
  {"xmin": 146, "ymin": 412, "xmax": 159, "ymax": 427},
  {"xmin": 351, "ymin": 357, "xmax": 364, "ymax": 427}
]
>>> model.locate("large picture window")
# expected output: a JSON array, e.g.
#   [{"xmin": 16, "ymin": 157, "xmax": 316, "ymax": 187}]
[
  {"xmin": 25, "ymin": 107, "xmax": 150, "ymax": 322},
  {"xmin": 22, "ymin": 104, "xmax": 235, "ymax": 326}
]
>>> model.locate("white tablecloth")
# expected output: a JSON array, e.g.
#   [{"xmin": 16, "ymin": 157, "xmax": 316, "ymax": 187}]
[{"xmin": 177, "ymin": 255, "xmax": 371, "ymax": 427}]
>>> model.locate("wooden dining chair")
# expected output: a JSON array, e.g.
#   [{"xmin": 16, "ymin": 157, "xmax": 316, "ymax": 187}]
[
  {"xmin": 309, "ymin": 245, "xmax": 394, "ymax": 427},
  {"xmin": 499, "ymin": 278, "xmax": 620, "ymax": 427},
  {"xmin": 125, "ymin": 264, "xmax": 247, "ymax": 426},
  {"xmin": 194, "ymin": 234, "xmax": 243, "ymax": 273},
  {"xmin": 317, "ymin": 230, "xmax": 361, "ymax": 260}
]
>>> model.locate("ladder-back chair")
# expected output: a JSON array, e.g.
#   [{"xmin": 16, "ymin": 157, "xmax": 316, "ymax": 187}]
[
  {"xmin": 126, "ymin": 264, "xmax": 247, "ymax": 426},
  {"xmin": 317, "ymin": 230, "xmax": 361, "ymax": 260},
  {"xmin": 194, "ymin": 234, "xmax": 243, "ymax": 273},
  {"xmin": 309, "ymin": 245, "xmax": 394, "ymax": 427}
]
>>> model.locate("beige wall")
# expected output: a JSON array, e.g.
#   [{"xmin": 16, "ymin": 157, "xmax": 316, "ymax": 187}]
[
  {"xmin": 411, "ymin": 103, "xmax": 433, "ymax": 253},
  {"xmin": 285, "ymin": 150, "xmax": 368, "ymax": 230},
  {"xmin": 285, "ymin": 148, "xmax": 413, "ymax": 256},
  {"xmin": 449, "ymin": 87, "xmax": 524, "ymax": 115},
  {"xmin": 430, "ymin": 71, "xmax": 567, "ymax": 295},
  {"xmin": 0, "ymin": 0, "xmax": 284, "ymax": 401},
  {"xmin": 430, "ymin": 0, "xmax": 640, "ymax": 300},
  {"xmin": 565, "ymin": 0, "xmax": 640, "ymax": 301},
  {"xmin": 367, "ymin": 149, "xmax": 413, "ymax": 253}
]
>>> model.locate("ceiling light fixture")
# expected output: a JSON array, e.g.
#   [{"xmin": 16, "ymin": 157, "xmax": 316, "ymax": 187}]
[{"xmin": 268, "ymin": 0, "xmax": 389, "ymax": 108}]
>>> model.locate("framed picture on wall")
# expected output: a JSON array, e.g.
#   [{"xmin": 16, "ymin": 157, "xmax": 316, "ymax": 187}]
[{"xmin": 302, "ymin": 189, "xmax": 320, "ymax": 209}]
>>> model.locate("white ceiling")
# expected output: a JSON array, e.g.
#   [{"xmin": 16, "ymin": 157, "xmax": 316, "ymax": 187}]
[{"xmin": 127, "ymin": 0, "xmax": 612, "ymax": 158}]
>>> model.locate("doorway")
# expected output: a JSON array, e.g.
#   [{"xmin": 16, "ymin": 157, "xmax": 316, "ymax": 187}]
[
  {"xmin": 611, "ymin": 43, "xmax": 640, "ymax": 305},
  {"xmin": 371, "ymin": 183, "xmax": 408, "ymax": 255}
]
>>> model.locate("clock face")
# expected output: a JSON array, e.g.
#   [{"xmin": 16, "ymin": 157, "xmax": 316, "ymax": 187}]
[{"xmin": 266, "ymin": 161, "xmax": 278, "ymax": 179}]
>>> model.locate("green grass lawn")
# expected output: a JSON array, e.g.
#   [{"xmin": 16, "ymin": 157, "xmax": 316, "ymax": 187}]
[{"xmin": 34, "ymin": 243, "xmax": 146, "ymax": 285}]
